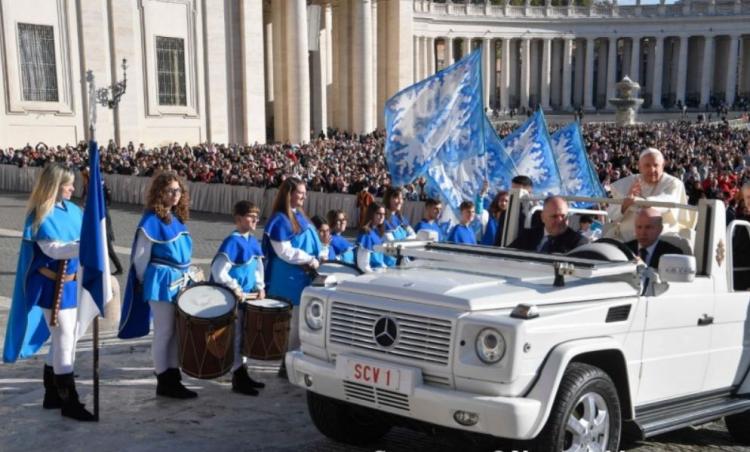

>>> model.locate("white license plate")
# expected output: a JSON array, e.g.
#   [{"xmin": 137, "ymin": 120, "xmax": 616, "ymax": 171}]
[{"xmin": 346, "ymin": 359, "xmax": 400, "ymax": 391}]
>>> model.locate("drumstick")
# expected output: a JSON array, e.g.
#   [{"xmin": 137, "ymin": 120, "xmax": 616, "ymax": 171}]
[{"xmin": 243, "ymin": 291, "xmax": 260, "ymax": 301}]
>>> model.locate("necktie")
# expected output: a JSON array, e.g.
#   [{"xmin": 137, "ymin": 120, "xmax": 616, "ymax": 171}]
[
  {"xmin": 539, "ymin": 237, "xmax": 553, "ymax": 253},
  {"xmin": 639, "ymin": 247, "xmax": 649, "ymax": 265}
]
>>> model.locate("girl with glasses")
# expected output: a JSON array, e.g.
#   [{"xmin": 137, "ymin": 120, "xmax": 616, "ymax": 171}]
[
  {"xmin": 119, "ymin": 172, "xmax": 196, "ymax": 399},
  {"xmin": 325, "ymin": 209, "xmax": 355, "ymax": 264},
  {"xmin": 356, "ymin": 202, "xmax": 397, "ymax": 273}
]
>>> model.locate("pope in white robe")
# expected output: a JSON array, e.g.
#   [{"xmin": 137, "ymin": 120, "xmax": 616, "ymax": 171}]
[{"xmin": 607, "ymin": 148, "xmax": 696, "ymax": 242}]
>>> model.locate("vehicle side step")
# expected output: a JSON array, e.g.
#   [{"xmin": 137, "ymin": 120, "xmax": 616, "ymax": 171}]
[{"xmin": 630, "ymin": 394, "xmax": 750, "ymax": 438}]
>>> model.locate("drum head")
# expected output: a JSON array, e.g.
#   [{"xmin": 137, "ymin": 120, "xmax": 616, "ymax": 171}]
[
  {"xmin": 178, "ymin": 284, "xmax": 235, "ymax": 318},
  {"xmin": 247, "ymin": 298, "xmax": 290, "ymax": 311}
]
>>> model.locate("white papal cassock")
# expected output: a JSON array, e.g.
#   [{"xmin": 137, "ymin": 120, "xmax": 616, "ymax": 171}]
[{"xmin": 606, "ymin": 173, "xmax": 697, "ymax": 242}]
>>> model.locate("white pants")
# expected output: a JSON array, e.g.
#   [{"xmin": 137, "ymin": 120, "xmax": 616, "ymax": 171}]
[
  {"xmin": 149, "ymin": 301, "xmax": 179, "ymax": 374},
  {"xmin": 42, "ymin": 308, "xmax": 77, "ymax": 375}
]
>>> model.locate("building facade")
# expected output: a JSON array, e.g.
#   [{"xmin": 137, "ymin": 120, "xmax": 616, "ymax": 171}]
[{"xmin": 0, "ymin": 0, "xmax": 748, "ymax": 147}]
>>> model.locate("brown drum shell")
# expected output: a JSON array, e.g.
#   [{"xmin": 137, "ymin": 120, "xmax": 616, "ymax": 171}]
[
  {"xmin": 176, "ymin": 305, "xmax": 236, "ymax": 380},
  {"xmin": 241, "ymin": 298, "xmax": 292, "ymax": 360}
]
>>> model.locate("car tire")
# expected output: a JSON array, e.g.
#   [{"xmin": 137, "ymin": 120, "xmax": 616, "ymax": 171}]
[
  {"xmin": 306, "ymin": 391, "xmax": 391, "ymax": 445},
  {"xmin": 523, "ymin": 362, "xmax": 622, "ymax": 452},
  {"xmin": 726, "ymin": 410, "xmax": 750, "ymax": 444}
]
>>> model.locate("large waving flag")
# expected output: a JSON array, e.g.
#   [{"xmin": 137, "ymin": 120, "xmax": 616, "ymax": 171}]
[
  {"xmin": 485, "ymin": 114, "xmax": 517, "ymax": 192},
  {"xmin": 502, "ymin": 110, "xmax": 562, "ymax": 196},
  {"xmin": 76, "ymin": 140, "xmax": 112, "ymax": 338},
  {"xmin": 385, "ymin": 50, "xmax": 484, "ymax": 190},
  {"xmin": 550, "ymin": 122, "xmax": 606, "ymax": 199}
]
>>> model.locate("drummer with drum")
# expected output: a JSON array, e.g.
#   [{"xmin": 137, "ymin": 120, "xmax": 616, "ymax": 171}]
[
  {"xmin": 210, "ymin": 201, "xmax": 266, "ymax": 395},
  {"xmin": 263, "ymin": 178, "xmax": 322, "ymax": 377}
]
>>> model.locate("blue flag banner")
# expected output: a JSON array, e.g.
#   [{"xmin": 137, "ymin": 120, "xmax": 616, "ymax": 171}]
[
  {"xmin": 485, "ymin": 114, "xmax": 517, "ymax": 193},
  {"xmin": 550, "ymin": 122, "xmax": 606, "ymax": 199},
  {"xmin": 385, "ymin": 50, "xmax": 484, "ymax": 189},
  {"xmin": 501, "ymin": 110, "xmax": 562, "ymax": 196},
  {"xmin": 76, "ymin": 140, "xmax": 111, "ymax": 338}
]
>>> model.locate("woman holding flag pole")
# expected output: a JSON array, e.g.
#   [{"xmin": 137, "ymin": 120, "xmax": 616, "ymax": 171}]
[{"xmin": 2, "ymin": 163, "xmax": 96, "ymax": 421}]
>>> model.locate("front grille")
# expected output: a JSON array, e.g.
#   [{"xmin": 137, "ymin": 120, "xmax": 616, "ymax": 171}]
[
  {"xmin": 343, "ymin": 380, "xmax": 410, "ymax": 411},
  {"xmin": 329, "ymin": 302, "xmax": 453, "ymax": 365}
]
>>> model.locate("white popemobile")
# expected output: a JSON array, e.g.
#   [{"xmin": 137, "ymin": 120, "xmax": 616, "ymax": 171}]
[{"xmin": 285, "ymin": 191, "xmax": 750, "ymax": 451}]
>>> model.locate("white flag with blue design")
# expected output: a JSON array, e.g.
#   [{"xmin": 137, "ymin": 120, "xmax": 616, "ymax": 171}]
[
  {"xmin": 502, "ymin": 110, "xmax": 562, "ymax": 195},
  {"xmin": 75, "ymin": 140, "xmax": 112, "ymax": 338},
  {"xmin": 550, "ymin": 122, "xmax": 606, "ymax": 199},
  {"xmin": 385, "ymin": 50, "xmax": 485, "ymax": 194},
  {"xmin": 485, "ymin": 114, "xmax": 517, "ymax": 192}
]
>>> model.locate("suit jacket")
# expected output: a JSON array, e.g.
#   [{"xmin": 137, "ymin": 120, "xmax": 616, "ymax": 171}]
[
  {"xmin": 510, "ymin": 226, "xmax": 588, "ymax": 254},
  {"xmin": 625, "ymin": 239, "xmax": 684, "ymax": 269}
]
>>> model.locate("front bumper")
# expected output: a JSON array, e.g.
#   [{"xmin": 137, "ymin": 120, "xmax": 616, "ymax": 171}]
[{"xmin": 286, "ymin": 350, "xmax": 542, "ymax": 440}]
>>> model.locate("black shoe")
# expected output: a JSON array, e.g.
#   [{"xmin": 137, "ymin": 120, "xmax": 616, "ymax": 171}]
[
  {"xmin": 248, "ymin": 376, "xmax": 265, "ymax": 389},
  {"xmin": 43, "ymin": 365, "xmax": 62, "ymax": 409},
  {"xmin": 156, "ymin": 368, "xmax": 198, "ymax": 399},
  {"xmin": 54, "ymin": 373, "xmax": 95, "ymax": 421},
  {"xmin": 111, "ymin": 268, "xmax": 123, "ymax": 276},
  {"xmin": 231, "ymin": 367, "xmax": 259, "ymax": 396},
  {"xmin": 277, "ymin": 360, "xmax": 287, "ymax": 379}
]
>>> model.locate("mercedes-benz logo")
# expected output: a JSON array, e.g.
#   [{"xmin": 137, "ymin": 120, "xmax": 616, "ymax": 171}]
[{"xmin": 373, "ymin": 316, "xmax": 398, "ymax": 348}]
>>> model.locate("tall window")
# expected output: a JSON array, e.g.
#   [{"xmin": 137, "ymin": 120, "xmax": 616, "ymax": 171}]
[
  {"xmin": 156, "ymin": 36, "xmax": 187, "ymax": 106},
  {"xmin": 18, "ymin": 23, "xmax": 58, "ymax": 102}
]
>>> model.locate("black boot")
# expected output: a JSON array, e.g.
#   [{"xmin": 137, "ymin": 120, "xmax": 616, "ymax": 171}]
[
  {"xmin": 231, "ymin": 367, "xmax": 259, "ymax": 396},
  {"xmin": 43, "ymin": 365, "xmax": 62, "ymax": 409},
  {"xmin": 156, "ymin": 368, "xmax": 197, "ymax": 399},
  {"xmin": 55, "ymin": 373, "xmax": 95, "ymax": 421}
]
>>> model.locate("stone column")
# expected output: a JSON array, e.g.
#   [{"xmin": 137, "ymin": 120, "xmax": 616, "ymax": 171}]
[
  {"xmin": 574, "ymin": 40, "xmax": 585, "ymax": 106},
  {"xmin": 287, "ymin": 0, "xmax": 310, "ymax": 143},
  {"xmin": 541, "ymin": 38, "xmax": 551, "ymax": 110},
  {"xmin": 204, "ymin": 0, "xmax": 229, "ymax": 143},
  {"xmin": 463, "ymin": 37, "xmax": 471, "ymax": 59},
  {"xmin": 264, "ymin": 9, "xmax": 275, "ymax": 132},
  {"xmin": 651, "ymin": 36, "xmax": 664, "ymax": 109},
  {"xmin": 562, "ymin": 38, "xmax": 573, "ymax": 110},
  {"xmin": 700, "ymin": 35, "xmax": 714, "ymax": 108},
  {"xmin": 520, "ymin": 37, "xmax": 531, "ymax": 110},
  {"xmin": 630, "ymin": 36, "xmax": 641, "ymax": 82},
  {"xmin": 584, "ymin": 37, "xmax": 595, "ymax": 110},
  {"xmin": 551, "ymin": 39, "xmax": 562, "ymax": 108},
  {"xmin": 606, "ymin": 37, "xmax": 618, "ymax": 104},
  {"xmin": 676, "ymin": 35, "xmax": 688, "ymax": 105},
  {"xmin": 726, "ymin": 34, "xmax": 739, "ymax": 106},
  {"xmin": 79, "ymin": 0, "xmax": 114, "ymax": 140},
  {"xmin": 741, "ymin": 37, "xmax": 750, "ymax": 97},
  {"xmin": 483, "ymin": 38, "xmax": 493, "ymax": 110},
  {"xmin": 428, "ymin": 37, "xmax": 436, "ymax": 75},
  {"xmin": 501, "ymin": 38, "xmax": 510, "ymax": 110},
  {"xmin": 240, "ymin": 0, "xmax": 266, "ymax": 144},
  {"xmin": 271, "ymin": 0, "xmax": 286, "ymax": 141},
  {"xmin": 414, "ymin": 36, "xmax": 422, "ymax": 83},
  {"xmin": 352, "ymin": 0, "xmax": 374, "ymax": 134},
  {"xmin": 445, "ymin": 37, "xmax": 454, "ymax": 66}
]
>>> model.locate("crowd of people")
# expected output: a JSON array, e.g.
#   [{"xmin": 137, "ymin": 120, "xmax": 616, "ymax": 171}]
[{"xmin": 1, "ymin": 120, "xmax": 750, "ymax": 209}]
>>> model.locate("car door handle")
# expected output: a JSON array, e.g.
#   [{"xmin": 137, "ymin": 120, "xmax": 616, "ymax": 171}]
[{"xmin": 697, "ymin": 314, "xmax": 714, "ymax": 326}]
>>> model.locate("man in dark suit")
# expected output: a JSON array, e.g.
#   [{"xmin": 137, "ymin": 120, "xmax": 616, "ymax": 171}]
[
  {"xmin": 510, "ymin": 196, "xmax": 588, "ymax": 253},
  {"xmin": 625, "ymin": 207, "xmax": 683, "ymax": 269}
]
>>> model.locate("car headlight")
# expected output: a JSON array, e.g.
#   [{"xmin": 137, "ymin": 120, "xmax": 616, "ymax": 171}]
[
  {"xmin": 475, "ymin": 328, "xmax": 506, "ymax": 364},
  {"xmin": 304, "ymin": 298, "xmax": 325, "ymax": 330}
]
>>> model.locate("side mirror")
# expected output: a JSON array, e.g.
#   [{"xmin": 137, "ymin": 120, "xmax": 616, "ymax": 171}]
[{"xmin": 658, "ymin": 254, "xmax": 696, "ymax": 283}]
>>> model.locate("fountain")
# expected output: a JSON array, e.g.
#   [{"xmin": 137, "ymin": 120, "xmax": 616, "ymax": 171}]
[{"xmin": 608, "ymin": 76, "xmax": 644, "ymax": 126}]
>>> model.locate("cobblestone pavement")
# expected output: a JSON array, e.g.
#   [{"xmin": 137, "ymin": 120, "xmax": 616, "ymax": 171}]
[{"xmin": 0, "ymin": 190, "xmax": 747, "ymax": 451}]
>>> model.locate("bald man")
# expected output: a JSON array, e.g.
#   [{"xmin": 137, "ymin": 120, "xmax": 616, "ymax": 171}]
[
  {"xmin": 625, "ymin": 208, "xmax": 683, "ymax": 269},
  {"xmin": 510, "ymin": 196, "xmax": 588, "ymax": 253},
  {"xmin": 607, "ymin": 148, "xmax": 695, "ymax": 242}
]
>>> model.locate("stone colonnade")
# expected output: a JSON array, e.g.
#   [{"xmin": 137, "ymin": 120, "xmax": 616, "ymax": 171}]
[{"xmin": 414, "ymin": 33, "xmax": 750, "ymax": 111}]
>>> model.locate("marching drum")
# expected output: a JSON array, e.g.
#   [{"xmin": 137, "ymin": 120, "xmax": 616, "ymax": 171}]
[
  {"xmin": 241, "ymin": 297, "xmax": 292, "ymax": 360},
  {"xmin": 176, "ymin": 283, "xmax": 237, "ymax": 379}
]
